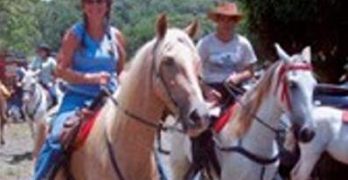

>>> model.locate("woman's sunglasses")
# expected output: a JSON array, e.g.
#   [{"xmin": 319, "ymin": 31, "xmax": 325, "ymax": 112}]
[{"xmin": 84, "ymin": 0, "xmax": 106, "ymax": 4}]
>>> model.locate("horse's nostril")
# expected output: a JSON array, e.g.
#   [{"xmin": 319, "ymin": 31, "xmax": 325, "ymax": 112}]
[
  {"xmin": 298, "ymin": 128, "xmax": 315, "ymax": 143},
  {"xmin": 189, "ymin": 109, "xmax": 200, "ymax": 123}
]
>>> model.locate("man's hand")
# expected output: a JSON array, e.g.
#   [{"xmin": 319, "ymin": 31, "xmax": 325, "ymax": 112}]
[
  {"xmin": 227, "ymin": 73, "xmax": 242, "ymax": 85},
  {"xmin": 205, "ymin": 88, "xmax": 222, "ymax": 106}
]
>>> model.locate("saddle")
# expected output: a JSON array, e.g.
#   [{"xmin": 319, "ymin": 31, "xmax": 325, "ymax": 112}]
[
  {"xmin": 48, "ymin": 91, "xmax": 107, "ymax": 180},
  {"xmin": 185, "ymin": 83, "xmax": 244, "ymax": 179},
  {"xmin": 60, "ymin": 88, "xmax": 108, "ymax": 151},
  {"xmin": 185, "ymin": 103, "xmax": 238, "ymax": 179},
  {"xmin": 60, "ymin": 108, "xmax": 101, "ymax": 150}
]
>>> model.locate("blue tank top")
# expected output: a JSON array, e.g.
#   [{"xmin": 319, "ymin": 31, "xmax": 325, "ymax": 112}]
[{"xmin": 66, "ymin": 22, "xmax": 119, "ymax": 97}]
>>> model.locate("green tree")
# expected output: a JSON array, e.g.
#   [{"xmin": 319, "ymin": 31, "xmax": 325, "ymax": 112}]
[
  {"xmin": 0, "ymin": 0, "xmax": 40, "ymax": 53},
  {"xmin": 33, "ymin": 0, "xmax": 80, "ymax": 52},
  {"xmin": 239, "ymin": 0, "xmax": 348, "ymax": 82},
  {"xmin": 112, "ymin": 0, "xmax": 216, "ymax": 55}
]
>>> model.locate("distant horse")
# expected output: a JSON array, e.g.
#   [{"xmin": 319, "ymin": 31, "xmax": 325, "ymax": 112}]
[
  {"xmin": 20, "ymin": 68, "xmax": 61, "ymax": 158},
  {"xmin": 161, "ymin": 44, "xmax": 317, "ymax": 180},
  {"xmin": 284, "ymin": 106, "xmax": 348, "ymax": 180},
  {"xmin": 0, "ymin": 81, "xmax": 11, "ymax": 145},
  {"xmin": 57, "ymin": 14, "xmax": 210, "ymax": 180}
]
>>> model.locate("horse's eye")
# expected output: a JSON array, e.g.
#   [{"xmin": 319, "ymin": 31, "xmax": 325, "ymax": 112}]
[
  {"xmin": 288, "ymin": 80, "xmax": 298, "ymax": 89},
  {"xmin": 164, "ymin": 57, "xmax": 175, "ymax": 66}
]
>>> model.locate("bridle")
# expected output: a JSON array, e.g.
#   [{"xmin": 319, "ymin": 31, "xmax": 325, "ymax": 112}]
[
  {"xmin": 22, "ymin": 81, "xmax": 43, "ymax": 121},
  {"xmin": 150, "ymin": 39, "xmax": 190, "ymax": 118},
  {"xmin": 226, "ymin": 62, "xmax": 313, "ymax": 134},
  {"xmin": 104, "ymin": 38, "xmax": 200, "ymax": 179},
  {"xmin": 276, "ymin": 63, "xmax": 313, "ymax": 112},
  {"xmin": 215, "ymin": 62, "xmax": 313, "ymax": 180}
]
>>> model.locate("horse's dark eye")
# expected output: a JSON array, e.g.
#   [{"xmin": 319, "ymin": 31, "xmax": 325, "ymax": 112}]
[
  {"xmin": 164, "ymin": 57, "xmax": 175, "ymax": 66},
  {"xmin": 289, "ymin": 80, "xmax": 298, "ymax": 89}
]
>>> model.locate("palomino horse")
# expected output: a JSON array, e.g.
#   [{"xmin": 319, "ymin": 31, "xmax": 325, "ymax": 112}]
[
  {"xmin": 59, "ymin": 14, "xmax": 210, "ymax": 180},
  {"xmin": 20, "ymin": 68, "xmax": 61, "ymax": 158},
  {"xmin": 160, "ymin": 44, "xmax": 317, "ymax": 180},
  {"xmin": 0, "ymin": 81, "xmax": 11, "ymax": 145},
  {"xmin": 284, "ymin": 106, "xmax": 348, "ymax": 180}
]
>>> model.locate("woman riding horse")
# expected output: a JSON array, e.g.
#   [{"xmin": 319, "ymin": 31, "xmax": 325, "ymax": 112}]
[{"xmin": 34, "ymin": 0, "xmax": 126, "ymax": 178}]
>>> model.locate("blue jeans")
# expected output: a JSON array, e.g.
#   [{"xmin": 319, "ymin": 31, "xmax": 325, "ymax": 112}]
[{"xmin": 34, "ymin": 92, "xmax": 93, "ymax": 180}]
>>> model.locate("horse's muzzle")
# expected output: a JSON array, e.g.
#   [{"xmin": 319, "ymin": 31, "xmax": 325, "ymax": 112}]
[{"xmin": 182, "ymin": 109, "xmax": 210, "ymax": 137}]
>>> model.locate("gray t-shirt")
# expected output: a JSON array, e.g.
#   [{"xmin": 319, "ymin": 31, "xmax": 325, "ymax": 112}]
[
  {"xmin": 197, "ymin": 33, "xmax": 257, "ymax": 84},
  {"xmin": 29, "ymin": 56, "xmax": 56, "ymax": 85}
]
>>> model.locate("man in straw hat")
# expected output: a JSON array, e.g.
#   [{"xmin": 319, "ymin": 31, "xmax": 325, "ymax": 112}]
[
  {"xmin": 29, "ymin": 43, "xmax": 58, "ymax": 107},
  {"xmin": 197, "ymin": 2, "xmax": 257, "ymax": 108},
  {"xmin": 186, "ymin": 3, "xmax": 259, "ymax": 178}
]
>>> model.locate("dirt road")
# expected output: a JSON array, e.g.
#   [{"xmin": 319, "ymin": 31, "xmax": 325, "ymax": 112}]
[{"xmin": 0, "ymin": 123, "xmax": 34, "ymax": 180}]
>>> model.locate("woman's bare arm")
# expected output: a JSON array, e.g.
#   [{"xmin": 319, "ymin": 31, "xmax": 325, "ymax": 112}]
[
  {"xmin": 56, "ymin": 29, "xmax": 103, "ymax": 84},
  {"xmin": 115, "ymin": 29, "xmax": 126, "ymax": 75}
]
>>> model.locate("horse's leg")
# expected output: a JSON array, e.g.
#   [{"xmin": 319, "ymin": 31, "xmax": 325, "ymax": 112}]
[
  {"xmin": 291, "ymin": 144, "xmax": 323, "ymax": 180},
  {"xmin": 0, "ymin": 96, "xmax": 7, "ymax": 145},
  {"xmin": 167, "ymin": 132, "xmax": 192, "ymax": 180},
  {"xmin": 0, "ymin": 116, "xmax": 4, "ymax": 145},
  {"xmin": 32, "ymin": 121, "xmax": 47, "ymax": 159}
]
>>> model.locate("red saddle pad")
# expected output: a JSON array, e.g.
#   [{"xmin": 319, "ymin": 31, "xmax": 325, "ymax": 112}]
[
  {"xmin": 342, "ymin": 110, "xmax": 348, "ymax": 123},
  {"xmin": 74, "ymin": 110, "xmax": 101, "ymax": 149},
  {"xmin": 213, "ymin": 104, "xmax": 238, "ymax": 133}
]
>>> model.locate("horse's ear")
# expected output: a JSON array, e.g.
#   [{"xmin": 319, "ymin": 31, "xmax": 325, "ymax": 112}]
[
  {"xmin": 275, "ymin": 43, "xmax": 291, "ymax": 63},
  {"xmin": 301, "ymin": 46, "xmax": 311, "ymax": 63},
  {"xmin": 185, "ymin": 19, "xmax": 200, "ymax": 39},
  {"xmin": 32, "ymin": 69, "xmax": 41, "ymax": 77},
  {"xmin": 19, "ymin": 67, "xmax": 26, "ymax": 74},
  {"xmin": 156, "ymin": 13, "xmax": 167, "ymax": 40}
]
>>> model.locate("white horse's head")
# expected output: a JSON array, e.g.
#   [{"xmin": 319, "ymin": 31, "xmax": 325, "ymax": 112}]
[
  {"xmin": 20, "ymin": 68, "xmax": 40, "ymax": 105},
  {"xmin": 274, "ymin": 43, "xmax": 316, "ymax": 143}
]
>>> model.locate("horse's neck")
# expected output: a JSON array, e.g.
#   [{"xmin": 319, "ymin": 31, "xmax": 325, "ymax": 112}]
[
  {"xmin": 242, "ymin": 95, "xmax": 282, "ymax": 155},
  {"xmin": 222, "ymin": 93, "xmax": 282, "ymax": 157},
  {"xmin": 104, "ymin": 64, "xmax": 164, "ymax": 179},
  {"xmin": 28, "ymin": 84, "xmax": 44, "ymax": 109},
  {"xmin": 108, "ymin": 89, "xmax": 163, "ymax": 145}
]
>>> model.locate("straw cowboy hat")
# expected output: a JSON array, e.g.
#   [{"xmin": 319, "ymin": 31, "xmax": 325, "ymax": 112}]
[
  {"xmin": 208, "ymin": 2, "xmax": 243, "ymax": 22},
  {"xmin": 37, "ymin": 43, "xmax": 51, "ymax": 52}
]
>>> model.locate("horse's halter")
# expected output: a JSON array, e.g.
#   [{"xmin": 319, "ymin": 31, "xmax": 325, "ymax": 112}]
[
  {"xmin": 22, "ymin": 81, "xmax": 37, "ymax": 97},
  {"xmin": 150, "ymin": 39, "xmax": 201, "ymax": 129},
  {"xmin": 227, "ymin": 62, "xmax": 313, "ymax": 134},
  {"xmin": 22, "ymin": 79, "xmax": 42, "ymax": 107},
  {"xmin": 151, "ymin": 40, "xmax": 180, "ymax": 113},
  {"xmin": 102, "ymin": 36, "xmax": 202, "ymax": 180},
  {"xmin": 216, "ymin": 61, "xmax": 314, "ymax": 174},
  {"xmin": 22, "ymin": 79, "xmax": 43, "ymax": 120},
  {"xmin": 275, "ymin": 62, "xmax": 313, "ymax": 112}
]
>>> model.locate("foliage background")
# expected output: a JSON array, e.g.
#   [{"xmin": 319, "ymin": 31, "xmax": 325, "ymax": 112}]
[{"xmin": 0, "ymin": 0, "xmax": 347, "ymax": 82}]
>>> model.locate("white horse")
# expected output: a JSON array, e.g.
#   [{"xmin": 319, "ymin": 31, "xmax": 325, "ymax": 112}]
[
  {"xmin": 283, "ymin": 106, "xmax": 348, "ymax": 180},
  {"xmin": 159, "ymin": 44, "xmax": 317, "ymax": 180},
  {"xmin": 20, "ymin": 68, "xmax": 62, "ymax": 158}
]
